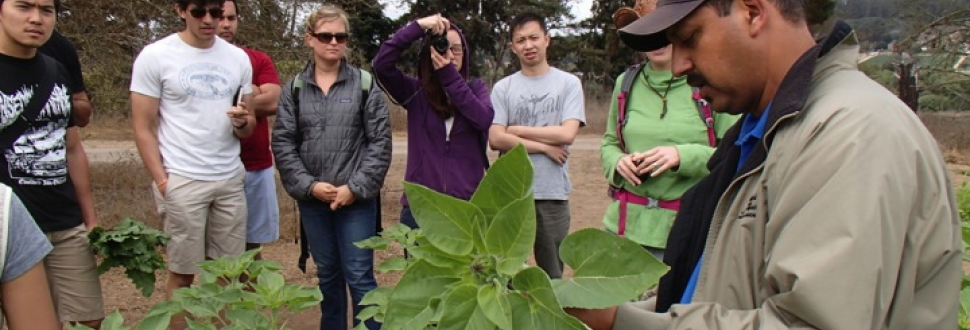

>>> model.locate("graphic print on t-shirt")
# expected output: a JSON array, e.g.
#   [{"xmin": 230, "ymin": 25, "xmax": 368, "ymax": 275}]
[
  {"xmin": 179, "ymin": 63, "xmax": 236, "ymax": 100},
  {"xmin": 0, "ymin": 87, "xmax": 32, "ymax": 130},
  {"xmin": 1, "ymin": 83, "xmax": 71, "ymax": 186},
  {"xmin": 512, "ymin": 92, "xmax": 558, "ymax": 127}
]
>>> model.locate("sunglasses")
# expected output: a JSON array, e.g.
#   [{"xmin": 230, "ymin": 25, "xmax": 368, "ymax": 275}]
[
  {"xmin": 310, "ymin": 32, "xmax": 350, "ymax": 44},
  {"xmin": 188, "ymin": 7, "xmax": 224, "ymax": 19}
]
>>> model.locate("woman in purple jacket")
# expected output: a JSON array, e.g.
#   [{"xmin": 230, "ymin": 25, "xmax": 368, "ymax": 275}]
[{"xmin": 372, "ymin": 14, "xmax": 494, "ymax": 228}]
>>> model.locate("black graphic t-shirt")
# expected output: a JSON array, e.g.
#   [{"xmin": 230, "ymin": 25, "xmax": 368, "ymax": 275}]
[{"xmin": 0, "ymin": 52, "xmax": 81, "ymax": 233}]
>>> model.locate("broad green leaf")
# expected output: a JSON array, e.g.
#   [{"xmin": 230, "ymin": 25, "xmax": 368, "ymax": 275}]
[
  {"xmin": 257, "ymin": 272, "xmax": 286, "ymax": 294},
  {"xmin": 470, "ymin": 144, "xmax": 533, "ymax": 223},
  {"xmin": 381, "ymin": 223, "xmax": 414, "ymax": 245},
  {"xmin": 360, "ymin": 286, "xmax": 392, "ymax": 306},
  {"xmin": 355, "ymin": 236, "xmax": 391, "ymax": 250},
  {"xmin": 184, "ymin": 318, "xmax": 218, "ymax": 330},
  {"xmin": 377, "ymin": 257, "xmax": 408, "ymax": 273},
  {"xmin": 101, "ymin": 311, "xmax": 127, "ymax": 330},
  {"xmin": 135, "ymin": 310, "xmax": 173, "ymax": 330},
  {"xmin": 408, "ymin": 236, "xmax": 473, "ymax": 270},
  {"xmin": 553, "ymin": 229, "xmax": 669, "ymax": 309},
  {"xmin": 484, "ymin": 194, "xmax": 536, "ymax": 268},
  {"xmin": 224, "ymin": 309, "xmax": 269, "ymax": 329},
  {"xmin": 383, "ymin": 260, "xmax": 462, "ymax": 330},
  {"xmin": 510, "ymin": 267, "xmax": 589, "ymax": 330},
  {"xmin": 439, "ymin": 285, "xmax": 496, "ymax": 330},
  {"xmin": 477, "ymin": 284, "xmax": 512, "ymax": 330},
  {"xmin": 961, "ymin": 287, "xmax": 970, "ymax": 316},
  {"xmin": 404, "ymin": 182, "xmax": 486, "ymax": 255},
  {"xmin": 357, "ymin": 305, "xmax": 381, "ymax": 321}
]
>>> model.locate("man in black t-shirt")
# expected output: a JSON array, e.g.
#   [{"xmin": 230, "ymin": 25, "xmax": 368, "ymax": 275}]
[
  {"xmin": 39, "ymin": 30, "xmax": 92, "ymax": 127},
  {"xmin": 0, "ymin": 0, "xmax": 103, "ymax": 328}
]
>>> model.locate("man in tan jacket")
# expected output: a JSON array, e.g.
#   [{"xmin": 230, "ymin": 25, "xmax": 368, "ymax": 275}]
[{"xmin": 570, "ymin": 0, "xmax": 962, "ymax": 329}]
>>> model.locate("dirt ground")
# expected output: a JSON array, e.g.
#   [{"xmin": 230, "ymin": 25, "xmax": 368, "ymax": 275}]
[{"xmin": 84, "ymin": 112, "xmax": 970, "ymax": 329}]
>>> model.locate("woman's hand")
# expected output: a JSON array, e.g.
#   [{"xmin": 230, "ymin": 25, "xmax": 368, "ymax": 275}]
[
  {"xmin": 416, "ymin": 14, "xmax": 450, "ymax": 35},
  {"xmin": 616, "ymin": 153, "xmax": 643, "ymax": 186},
  {"xmin": 637, "ymin": 146, "xmax": 681, "ymax": 178},
  {"xmin": 430, "ymin": 47, "xmax": 453, "ymax": 70}
]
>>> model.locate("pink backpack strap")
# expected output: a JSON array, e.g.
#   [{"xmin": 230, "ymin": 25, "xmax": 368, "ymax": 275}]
[
  {"xmin": 616, "ymin": 64, "xmax": 645, "ymax": 153},
  {"xmin": 693, "ymin": 89, "xmax": 716, "ymax": 147}
]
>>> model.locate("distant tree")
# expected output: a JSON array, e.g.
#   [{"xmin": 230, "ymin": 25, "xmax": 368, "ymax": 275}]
[{"xmin": 388, "ymin": 0, "xmax": 572, "ymax": 81}]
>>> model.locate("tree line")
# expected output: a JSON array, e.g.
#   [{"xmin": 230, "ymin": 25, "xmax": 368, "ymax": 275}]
[{"xmin": 57, "ymin": 0, "xmax": 968, "ymax": 116}]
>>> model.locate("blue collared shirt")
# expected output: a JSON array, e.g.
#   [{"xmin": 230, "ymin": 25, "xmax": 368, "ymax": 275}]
[
  {"xmin": 680, "ymin": 104, "xmax": 771, "ymax": 305},
  {"xmin": 734, "ymin": 105, "xmax": 771, "ymax": 171}
]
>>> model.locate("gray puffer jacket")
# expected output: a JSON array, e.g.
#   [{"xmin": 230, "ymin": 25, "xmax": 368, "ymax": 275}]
[{"xmin": 272, "ymin": 60, "xmax": 391, "ymax": 201}]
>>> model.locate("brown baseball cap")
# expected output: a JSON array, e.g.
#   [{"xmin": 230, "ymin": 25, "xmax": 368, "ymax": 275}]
[{"xmin": 618, "ymin": 0, "xmax": 706, "ymax": 51}]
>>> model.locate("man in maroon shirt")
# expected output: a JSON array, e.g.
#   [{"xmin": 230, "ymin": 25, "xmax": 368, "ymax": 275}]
[{"xmin": 218, "ymin": 0, "xmax": 281, "ymax": 252}]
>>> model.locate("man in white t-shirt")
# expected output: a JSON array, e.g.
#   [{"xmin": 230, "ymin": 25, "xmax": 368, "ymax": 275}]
[{"xmin": 129, "ymin": 0, "xmax": 255, "ymax": 297}]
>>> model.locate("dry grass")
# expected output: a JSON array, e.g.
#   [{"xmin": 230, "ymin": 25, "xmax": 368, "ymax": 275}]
[{"xmin": 84, "ymin": 91, "xmax": 613, "ymax": 142}]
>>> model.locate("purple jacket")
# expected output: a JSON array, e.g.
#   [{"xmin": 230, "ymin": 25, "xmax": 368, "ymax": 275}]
[{"xmin": 372, "ymin": 21, "xmax": 494, "ymax": 205}]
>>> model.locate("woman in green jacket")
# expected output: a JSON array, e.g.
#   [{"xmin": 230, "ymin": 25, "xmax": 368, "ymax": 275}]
[{"xmin": 600, "ymin": 3, "xmax": 738, "ymax": 260}]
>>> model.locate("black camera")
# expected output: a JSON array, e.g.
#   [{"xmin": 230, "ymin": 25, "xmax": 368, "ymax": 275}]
[{"xmin": 431, "ymin": 34, "xmax": 450, "ymax": 55}]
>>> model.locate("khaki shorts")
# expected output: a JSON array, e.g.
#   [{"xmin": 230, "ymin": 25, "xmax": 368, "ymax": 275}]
[
  {"xmin": 153, "ymin": 171, "xmax": 246, "ymax": 274},
  {"xmin": 44, "ymin": 224, "xmax": 105, "ymax": 322}
]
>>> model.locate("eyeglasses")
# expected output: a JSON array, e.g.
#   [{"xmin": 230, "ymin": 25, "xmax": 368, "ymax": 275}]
[
  {"xmin": 310, "ymin": 32, "xmax": 350, "ymax": 44},
  {"xmin": 448, "ymin": 45, "xmax": 463, "ymax": 55},
  {"xmin": 188, "ymin": 7, "xmax": 224, "ymax": 19}
]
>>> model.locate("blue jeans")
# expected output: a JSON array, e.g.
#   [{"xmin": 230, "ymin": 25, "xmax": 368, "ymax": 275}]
[{"xmin": 299, "ymin": 199, "xmax": 381, "ymax": 330}]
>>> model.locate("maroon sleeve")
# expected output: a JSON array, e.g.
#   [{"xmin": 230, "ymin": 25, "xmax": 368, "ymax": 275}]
[{"xmin": 251, "ymin": 49, "xmax": 280, "ymax": 86}]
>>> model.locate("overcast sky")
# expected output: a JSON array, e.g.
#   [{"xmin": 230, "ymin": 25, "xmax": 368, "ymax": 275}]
[{"xmin": 381, "ymin": 0, "xmax": 594, "ymax": 22}]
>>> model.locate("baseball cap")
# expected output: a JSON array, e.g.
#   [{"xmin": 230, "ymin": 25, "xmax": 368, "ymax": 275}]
[{"xmin": 618, "ymin": 0, "xmax": 706, "ymax": 51}]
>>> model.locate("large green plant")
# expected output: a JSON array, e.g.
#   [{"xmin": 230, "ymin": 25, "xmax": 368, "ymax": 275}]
[
  {"xmin": 70, "ymin": 249, "xmax": 322, "ymax": 330},
  {"xmin": 354, "ymin": 145, "xmax": 669, "ymax": 329}
]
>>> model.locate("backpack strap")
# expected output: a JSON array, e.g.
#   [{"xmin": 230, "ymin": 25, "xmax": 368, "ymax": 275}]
[
  {"xmin": 692, "ymin": 88, "xmax": 717, "ymax": 147},
  {"xmin": 0, "ymin": 186, "xmax": 12, "ymax": 274},
  {"xmin": 616, "ymin": 64, "xmax": 644, "ymax": 153}
]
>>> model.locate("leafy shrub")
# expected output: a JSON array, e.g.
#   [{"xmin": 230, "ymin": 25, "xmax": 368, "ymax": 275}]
[
  {"xmin": 353, "ymin": 145, "xmax": 669, "ymax": 329},
  {"xmin": 88, "ymin": 217, "xmax": 170, "ymax": 297},
  {"xmin": 70, "ymin": 249, "xmax": 322, "ymax": 330}
]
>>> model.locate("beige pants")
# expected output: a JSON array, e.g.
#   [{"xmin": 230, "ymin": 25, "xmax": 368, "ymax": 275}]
[
  {"xmin": 154, "ymin": 171, "xmax": 246, "ymax": 274},
  {"xmin": 45, "ymin": 224, "xmax": 105, "ymax": 323}
]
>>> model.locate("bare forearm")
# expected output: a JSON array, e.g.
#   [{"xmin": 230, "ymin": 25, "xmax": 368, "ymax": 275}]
[
  {"xmin": 72, "ymin": 92, "xmax": 92, "ymax": 127},
  {"xmin": 252, "ymin": 84, "xmax": 280, "ymax": 117},
  {"xmin": 66, "ymin": 129, "xmax": 96, "ymax": 227},
  {"xmin": 510, "ymin": 125, "xmax": 578, "ymax": 145},
  {"xmin": 133, "ymin": 127, "xmax": 166, "ymax": 183},
  {"xmin": 490, "ymin": 130, "xmax": 550, "ymax": 154}
]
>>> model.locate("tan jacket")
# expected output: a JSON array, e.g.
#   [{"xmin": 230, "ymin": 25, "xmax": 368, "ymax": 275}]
[{"xmin": 613, "ymin": 26, "xmax": 961, "ymax": 330}]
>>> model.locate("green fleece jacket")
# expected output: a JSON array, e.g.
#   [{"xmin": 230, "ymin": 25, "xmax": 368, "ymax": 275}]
[{"xmin": 600, "ymin": 65, "xmax": 738, "ymax": 248}]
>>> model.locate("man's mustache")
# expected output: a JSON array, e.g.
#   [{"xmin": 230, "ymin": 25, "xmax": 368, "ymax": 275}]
[{"xmin": 686, "ymin": 73, "xmax": 707, "ymax": 88}]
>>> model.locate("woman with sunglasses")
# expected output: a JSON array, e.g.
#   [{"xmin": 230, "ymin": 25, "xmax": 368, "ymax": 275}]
[
  {"xmin": 271, "ymin": 5, "xmax": 389, "ymax": 330},
  {"xmin": 372, "ymin": 14, "xmax": 493, "ymax": 230}
]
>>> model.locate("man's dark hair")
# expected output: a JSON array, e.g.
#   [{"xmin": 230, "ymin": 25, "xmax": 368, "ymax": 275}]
[
  {"xmin": 174, "ymin": 0, "xmax": 224, "ymax": 10},
  {"xmin": 704, "ymin": 0, "xmax": 806, "ymax": 23},
  {"xmin": 0, "ymin": 0, "xmax": 62, "ymax": 13},
  {"xmin": 509, "ymin": 12, "xmax": 548, "ymax": 39},
  {"xmin": 224, "ymin": 0, "xmax": 237, "ymax": 15}
]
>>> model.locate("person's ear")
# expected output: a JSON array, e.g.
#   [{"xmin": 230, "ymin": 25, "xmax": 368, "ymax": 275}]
[{"xmin": 740, "ymin": 0, "xmax": 768, "ymax": 37}]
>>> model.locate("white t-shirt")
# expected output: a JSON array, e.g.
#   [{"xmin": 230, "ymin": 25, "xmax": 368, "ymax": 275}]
[
  {"xmin": 130, "ymin": 34, "xmax": 253, "ymax": 181},
  {"xmin": 491, "ymin": 68, "xmax": 586, "ymax": 200}
]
